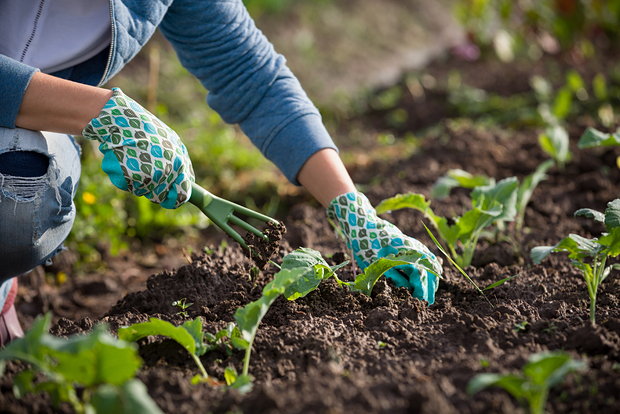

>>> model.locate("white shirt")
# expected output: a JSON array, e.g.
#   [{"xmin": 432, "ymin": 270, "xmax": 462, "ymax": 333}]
[{"xmin": 0, "ymin": 0, "xmax": 111, "ymax": 73}]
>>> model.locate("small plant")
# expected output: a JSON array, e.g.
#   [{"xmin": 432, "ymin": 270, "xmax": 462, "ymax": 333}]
[
  {"xmin": 0, "ymin": 313, "xmax": 161, "ymax": 414},
  {"xmin": 468, "ymin": 351, "xmax": 587, "ymax": 414},
  {"xmin": 513, "ymin": 320, "xmax": 528, "ymax": 333},
  {"xmin": 376, "ymin": 177, "xmax": 519, "ymax": 269},
  {"xmin": 118, "ymin": 317, "xmax": 226, "ymax": 386},
  {"xmin": 531, "ymin": 199, "xmax": 620, "ymax": 324},
  {"xmin": 172, "ymin": 298, "xmax": 193, "ymax": 318}
]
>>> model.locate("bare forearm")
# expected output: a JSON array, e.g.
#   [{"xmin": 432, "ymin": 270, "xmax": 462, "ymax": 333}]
[
  {"xmin": 15, "ymin": 72, "xmax": 112, "ymax": 135},
  {"xmin": 297, "ymin": 148, "xmax": 356, "ymax": 208}
]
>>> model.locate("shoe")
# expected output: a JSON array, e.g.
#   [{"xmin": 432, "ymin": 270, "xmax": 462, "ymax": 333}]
[{"xmin": 0, "ymin": 304, "xmax": 24, "ymax": 347}]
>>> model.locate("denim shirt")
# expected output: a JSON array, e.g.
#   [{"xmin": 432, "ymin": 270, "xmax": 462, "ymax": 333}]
[{"xmin": 0, "ymin": 0, "xmax": 336, "ymax": 184}]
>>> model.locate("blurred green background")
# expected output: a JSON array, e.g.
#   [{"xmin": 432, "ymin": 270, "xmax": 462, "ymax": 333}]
[{"xmin": 66, "ymin": 0, "xmax": 620, "ymax": 274}]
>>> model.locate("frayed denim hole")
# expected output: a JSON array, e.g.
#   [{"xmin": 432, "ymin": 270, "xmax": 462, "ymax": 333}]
[{"xmin": 0, "ymin": 151, "xmax": 50, "ymax": 177}]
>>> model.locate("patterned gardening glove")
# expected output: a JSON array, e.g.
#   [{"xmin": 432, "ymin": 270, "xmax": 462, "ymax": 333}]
[
  {"xmin": 327, "ymin": 191, "xmax": 443, "ymax": 304},
  {"xmin": 82, "ymin": 88, "xmax": 195, "ymax": 209}
]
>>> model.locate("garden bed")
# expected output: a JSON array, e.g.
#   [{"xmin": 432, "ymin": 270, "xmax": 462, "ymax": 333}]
[{"xmin": 3, "ymin": 54, "xmax": 620, "ymax": 413}]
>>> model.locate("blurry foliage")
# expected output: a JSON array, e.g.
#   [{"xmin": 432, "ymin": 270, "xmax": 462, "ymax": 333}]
[{"xmin": 454, "ymin": 0, "xmax": 620, "ymax": 60}]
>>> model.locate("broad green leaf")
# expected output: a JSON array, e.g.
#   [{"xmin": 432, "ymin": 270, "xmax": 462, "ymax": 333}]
[
  {"xmin": 41, "ymin": 324, "xmax": 141, "ymax": 387},
  {"xmin": 284, "ymin": 267, "xmax": 325, "ymax": 300},
  {"xmin": 182, "ymin": 318, "xmax": 208, "ymax": 356},
  {"xmin": 604, "ymin": 199, "xmax": 620, "ymax": 231},
  {"xmin": 578, "ymin": 127, "xmax": 620, "ymax": 149},
  {"xmin": 523, "ymin": 351, "xmax": 586, "ymax": 388},
  {"xmin": 91, "ymin": 380, "xmax": 164, "ymax": 414},
  {"xmin": 471, "ymin": 177, "xmax": 519, "ymax": 223},
  {"xmin": 552, "ymin": 86, "xmax": 572, "ymax": 120},
  {"xmin": 0, "ymin": 312, "xmax": 52, "ymax": 373},
  {"xmin": 575, "ymin": 208, "xmax": 605, "ymax": 223},
  {"xmin": 235, "ymin": 268, "xmax": 307, "ymax": 344},
  {"xmin": 231, "ymin": 337, "xmax": 249, "ymax": 350},
  {"xmin": 597, "ymin": 227, "xmax": 620, "ymax": 257},
  {"xmin": 118, "ymin": 318, "xmax": 197, "ymax": 356},
  {"xmin": 435, "ymin": 216, "xmax": 459, "ymax": 250},
  {"xmin": 224, "ymin": 366, "xmax": 238, "ymax": 386},
  {"xmin": 281, "ymin": 247, "xmax": 329, "ymax": 270},
  {"xmin": 531, "ymin": 234, "xmax": 601, "ymax": 264},
  {"xmin": 352, "ymin": 252, "xmax": 436, "ymax": 296},
  {"xmin": 457, "ymin": 203, "xmax": 503, "ymax": 242},
  {"xmin": 467, "ymin": 373, "xmax": 526, "ymax": 398},
  {"xmin": 518, "ymin": 160, "xmax": 554, "ymax": 214},
  {"xmin": 229, "ymin": 374, "xmax": 253, "ymax": 394},
  {"xmin": 13, "ymin": 370, "xmax": 36, "ymax": 399},
  {"xmin": 375, "ymin": 193, "xmax": 431, "ymax": 215},
  {"xmin": 430, "ymin": 170, "xmax": 493, "ymax": 200},
  {"xmin": 538, "ymin": 125, "xmax": 571, "ymax": 165}
]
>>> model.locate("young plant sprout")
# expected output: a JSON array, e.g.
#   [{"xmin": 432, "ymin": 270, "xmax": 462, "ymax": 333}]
[
  {"xmin": 375, "ymin": 177, "xmax": 519, "ymax": 269},
  {"xmin": 468, "ymin": 351, "xmax": 587, "ymax": 414},
  {"xmin": 172, "ymin": 298, "xmax": 193, "ymax": 318},
  {"xmin": 0, "ymin": 313, "xmax": 161, "ymax": 414},
  {"xmin": 531, "ymin": 199, "xmax": 620, "ymax": 324}
]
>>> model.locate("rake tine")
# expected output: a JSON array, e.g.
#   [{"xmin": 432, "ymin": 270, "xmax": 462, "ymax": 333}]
[
  {"xmin": 219, "ymin": 222, "xmax": 248, "ymax": 249},
  {"xmin": 228, "ymin": 214, "xmax": 267, "ymax": 239},
  {"xmin": 231, "ymin": 203, "xmax": 277, "ymax": 224}
]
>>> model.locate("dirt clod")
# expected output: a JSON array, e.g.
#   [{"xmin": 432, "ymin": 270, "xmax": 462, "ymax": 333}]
[{"xmin": 243, "ymin": 220, "xmax": 287, "ymax": 269}]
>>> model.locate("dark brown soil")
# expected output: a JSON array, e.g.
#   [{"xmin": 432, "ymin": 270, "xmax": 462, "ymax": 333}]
[
  {"xmin": 3, "ymin": 52, "xmax": 620, "ymax": 413},
  {"xmin": 243, "ymin": 220, "xmax": 287, "ymax": 270}
]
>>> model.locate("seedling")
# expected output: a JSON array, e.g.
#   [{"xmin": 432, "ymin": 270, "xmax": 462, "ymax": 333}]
[
  {"xmin": 514, "ymin": 320, "xmax": 528, "ymax": 332},
  {"xmin": 0, "ymin": 312, "xmax": 161, "ymax": 414},
  {"xmin": 468, "ymin": 351, "xmax": 587, "ymax": 414},
  {"xmin": 172, "ymin": 298, "xmax": 193, "ymax": 318},
  {"xmin": 578, "ymin": 127, "xmax": 620, "ymax": 169},
  {"xmin": 376, "ymin": 177, "xmax": 519, "ymax": 268},
  {"xmin": 531, "ymin": 199, "xmax": 620, "ymax": 324},
  {"xmin": 118, "ymin": 317, "xmax": 225, "ymax": 386}
]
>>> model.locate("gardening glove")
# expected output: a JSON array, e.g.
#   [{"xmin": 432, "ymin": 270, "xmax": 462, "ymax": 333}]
[
  {"xmin": 82, "ymin": 88, "xmax": 195, "ymax": 209},
  {"xmin": 327, "ymin": 191, "xmax": 442, "ymax": 304}
]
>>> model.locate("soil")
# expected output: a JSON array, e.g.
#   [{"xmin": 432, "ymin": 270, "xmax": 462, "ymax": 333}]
[
  {"xmin": 3, "ymin": 51, "xmax": 620, "ymax": 413},
  {"xmin": 243, "ymin": 221, "xmax": 287, "ymax": 270}
]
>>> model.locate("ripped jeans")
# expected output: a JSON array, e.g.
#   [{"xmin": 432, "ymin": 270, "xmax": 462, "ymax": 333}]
[{"xmin": 0, "ymin": 127, "xmax": 81, "ymax": 309}]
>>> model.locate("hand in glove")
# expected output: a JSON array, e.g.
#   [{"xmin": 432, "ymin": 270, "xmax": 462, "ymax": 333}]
[
  {"xmin": 327, "ymin": 191, "xmax": 442, "ymax": 304},
  {"xmin": 82, "ymin": 88, "xmax": 195, "ymax": 209}
]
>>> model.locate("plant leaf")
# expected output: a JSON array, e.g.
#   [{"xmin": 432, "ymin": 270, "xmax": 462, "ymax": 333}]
[
  {"xmin": 597, "ymin": 227, "xmax": 620, "ymax": 257},
  {"xmin": 575, "ymin": 208, "xmax": 605, "ymax": 223},
  {"xmin": 531, "ymin": 234, "xmax": 602, "ymax": 264},
  {"xmin": 91, "ymin": 379, "xmax": 164, "ymax": 414},
  {"xmin": 539, "ymin": 124, "xmax": 571, "ymax": 164},
  {"xmin": 430, "ymin": 170, "xmax": 493, "ymax": 200},
  {"xmin": 471, "ymin": 176, "xmax": 519, "ymax": 223},
  {"xmin": 518, "ymin": 160, "xmax": 554, "ymax": 214},
  {"xmin": 118, "ymin": 317, "xmax": 198, "ymax": 356},
  {"xmin": 552, "ymin": 86, "xmax": 572, "ymax": 120},
  {"xmin": 467, "ymin": 373, "xmax": 526, "ymax": 398},
  {"xmin": 280, "ymin": 247, "xmax": 329, "ymax": 270},
  {"xmin": 224, "ymin": 366, "xmax": 238, "ymax": 386},
  {"xmin": 604, "ymin": 199, "xmax": 620, "ymax": 231},
  {"xmin": 483, "ymin": 273, "xmax": 522, "ymax": 291},
  {"xmin": 523, "ymin": 351, "xmax": 587, "ymax": 387},
  {"xmin": 375, "ymin": 193, "xmax": 432, "ymax": 215},
  {"xmin": 578, "ymin": 127, "xmax": 620, "ymax": 149},
  {"xmin": 284, "ymin": 266, "xmax": 325, "ymax": 300}
]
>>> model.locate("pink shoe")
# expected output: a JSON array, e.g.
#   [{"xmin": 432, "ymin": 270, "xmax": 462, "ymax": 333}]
[{"xmin": 0, "ymin": 305, "xmax": 24, "ymax": 347}]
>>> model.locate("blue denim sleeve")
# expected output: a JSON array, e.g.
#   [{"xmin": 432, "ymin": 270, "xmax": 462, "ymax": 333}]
[
  {"xmin": 159, "ymin": 0, "xmax": 337, "ymax": 185},
  {"xmin": 0, "ymin": 55, "xmax": 39, "ymax": 128}
]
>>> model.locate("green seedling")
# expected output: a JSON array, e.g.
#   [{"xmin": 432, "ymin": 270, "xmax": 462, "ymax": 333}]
[
  {"xmin": 0, "ymin": 312, "xmax": 161, "ymax": 414},
  {"xmin": 578, "ymin": 126, "xmax": 620, "ymax": 168},
  {"xmin": 468, "ymin": 351, "xmax": 587, "ymax": 414},
  {"xmin": 234, "ymin": 266, "xmax": 309, "ymax": 380},
  {"xmin": 279, "ymin": 247, "xmax": 439, "ymax": 299},
  {"xmin": 376, "ymin": 177, "xmax": 519, "ymax": 269},
  {"xmin": 172, "ymin": 298, "xmax": 193, "ymax": 318},
  {"xmin": 531, "ymin": 199, "xmax": 620, "ymax": 324},
  {"xmin": 514, "ymin": 320, "xmax": 528, "ymax": 332},
  {"xmin": 431, "ymin": 161, "xmax": 554, "ymax": 234},
  {"xmin": 118, "ymin": 317, "xmax": 224, "ymax": 386},
  {"xmin": 204, "ymin": 322, "xmax": 248, "ymax": 357}
]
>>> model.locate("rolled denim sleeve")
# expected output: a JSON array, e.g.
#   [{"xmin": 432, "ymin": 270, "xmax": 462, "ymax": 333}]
[
  {"xmin": 0, "ymin": 55, "xmax": 39, "ymax": 128},
  {"xmin": 159, "ymin": 0, "xmax": 337, "ymax": 185}
]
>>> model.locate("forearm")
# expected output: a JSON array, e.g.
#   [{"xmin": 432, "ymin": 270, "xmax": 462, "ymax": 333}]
[
  {"xmin": 297, "ymin": 148, "xmax": 356, "ymax": 208},
  {"xmin": 15, "ymin": 72, "xmax": 112, "ymax": 135}
]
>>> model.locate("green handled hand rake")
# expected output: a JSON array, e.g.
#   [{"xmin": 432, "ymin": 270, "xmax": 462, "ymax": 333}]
[{"xmin": 188, "ymin": 182, "xmax": 277, "ymax": 249}]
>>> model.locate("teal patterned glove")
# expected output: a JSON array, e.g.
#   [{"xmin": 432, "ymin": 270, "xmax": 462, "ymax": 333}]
[
  {"xmin": 327, "ymin": 191, "xmax": 442, "ymax": 304},
  {"xmin": 82, "ymin": 88, "xmax": 195, "ymax": 209}
]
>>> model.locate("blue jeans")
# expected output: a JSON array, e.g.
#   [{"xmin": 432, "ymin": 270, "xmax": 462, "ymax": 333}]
[{"xmin": 0, "ymin": 128, "xmax": 81, "ymax": 309}]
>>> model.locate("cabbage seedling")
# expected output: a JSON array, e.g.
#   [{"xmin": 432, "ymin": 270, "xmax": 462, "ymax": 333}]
[
  {"xmin": 468, "ymin": 351, "xmax": 586, "ymax": 414},
  {"xmin": 376, "ymin": 177, "xmax": 519, "ymax": 268},
  {"xmin": 172, "ymin": 298, "xmax": 193, "ymax": 318},
  {"xmin": 0, "ymin": 312, "xmax": 161, "ymax": 414},
  {"xmin": 531, "ymin": 199, "xmax": 620, "ymax": 324}
]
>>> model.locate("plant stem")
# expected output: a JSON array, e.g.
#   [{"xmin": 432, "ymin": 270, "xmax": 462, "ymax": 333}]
[
  {"xmin": 192, "ymin": 353, "xmax": 209, "ymax": 380},
  {"xmin": 242, "ymin": 344, "xmax": 252, "ymax": 377}
]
